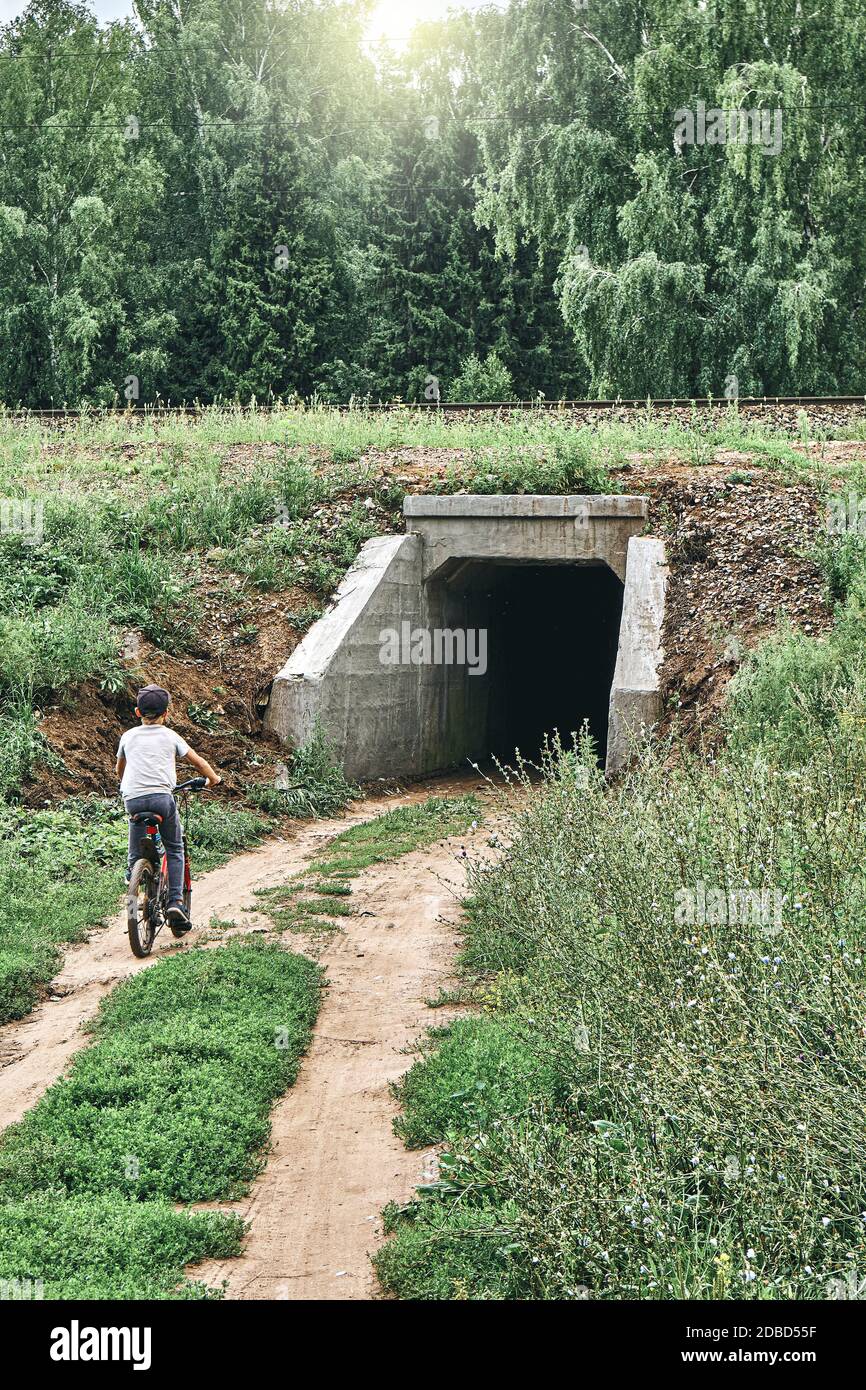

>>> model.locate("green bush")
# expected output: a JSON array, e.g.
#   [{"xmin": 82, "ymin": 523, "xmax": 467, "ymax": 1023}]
[
  {"xmin": 813, "ymin": 529, "xmax": 866, "ymax": 605},
  {"xmin": 184, "ymin": 800, "xmax": 270, "ymax": 871},
  {"xmin": 448, "ymin": 351, "xmax": 516, "ymax": 403},
  {"xmin": 724, "ymin": 530, "xmax": 866, "ymax": 764},
  {"xmin": 723, "ymin": 622, "xmax": 852, "ymax": 764},
  {"xmin": 376, "ymin": 1199, "xmax": 524, "ymax": 1300}
]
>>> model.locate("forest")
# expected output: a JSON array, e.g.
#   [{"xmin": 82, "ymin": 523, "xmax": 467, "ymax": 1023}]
[{"xmin": 0, "ymin": 0, "xmax": 864, "ymax": 405}]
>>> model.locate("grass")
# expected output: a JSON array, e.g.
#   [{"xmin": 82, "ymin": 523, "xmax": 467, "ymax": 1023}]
[
  {"xmin": 0, "ymin": 939, "xmax": 321, "ymax": 1298},
  {"xmin": 0, "ymin": 705, "xmax": 62, "ymax": 802},
  {"xmin": 437, "ymin": 437, "xmax": 620, "ymax": 495},
  {"xmin": 183, "ymin": 799, "xmax": 270, "ymax": 872},
  {"xmin": 0, "ymin": 400, "xmax": 850, "ymax": 465},
  {"xmin": 0, "ymin": 1196, "xmax": 244, "ymax": 1301},
  {"xmin": 724, "ymin": 522, "xmax": 866, "ymax": 766},
  {"xmin": 0, "ymin": 796, "xmax": 269, "ymax": 1025},
  {"xmin": 256, "ymin": 795, "xmax": 480, "ymax": 935},
  {"xmin": 376, "ymin": 532, "xmax": 866, "ymax": 1303},
  {"xmin": 393, "ymin": 1014, "xmax": 562, "ymax": 1149}
]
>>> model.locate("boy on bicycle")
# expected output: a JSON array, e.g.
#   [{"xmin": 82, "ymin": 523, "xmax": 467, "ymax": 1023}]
[{"xmin": 116, "ymin": 684, "xmax": 220, "ymax": 932}]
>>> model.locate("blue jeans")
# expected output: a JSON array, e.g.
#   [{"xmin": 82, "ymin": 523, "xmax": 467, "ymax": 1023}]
[{"xmin": 125, "ymin": 792, "xmax": 184, "ymax": 906}]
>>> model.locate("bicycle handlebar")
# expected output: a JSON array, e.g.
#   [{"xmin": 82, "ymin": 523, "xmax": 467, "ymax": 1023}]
[{"xmin": 175, "ymin": 776, "xmax": 209, "ymax": 793}]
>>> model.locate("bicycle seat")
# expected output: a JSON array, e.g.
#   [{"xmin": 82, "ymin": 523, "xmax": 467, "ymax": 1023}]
[{"xmin": 130, "ymin": 811, "xmax": 163, "ymax": 827}]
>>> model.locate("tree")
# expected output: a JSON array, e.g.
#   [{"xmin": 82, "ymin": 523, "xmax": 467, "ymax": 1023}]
[{"xmin": 0, "ymin": 0, "xmax": 170, "ymax": 404}]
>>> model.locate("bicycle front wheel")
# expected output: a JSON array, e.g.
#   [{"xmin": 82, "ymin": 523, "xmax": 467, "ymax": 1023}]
[{"xmin": 127, "ymin": 857, "xmax": 158, "ymax": 957}]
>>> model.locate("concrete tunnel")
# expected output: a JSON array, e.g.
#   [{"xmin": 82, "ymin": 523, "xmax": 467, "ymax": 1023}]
[{"xmin": 263, "ymin": 495, "xmax": 668, "ymax": 779}]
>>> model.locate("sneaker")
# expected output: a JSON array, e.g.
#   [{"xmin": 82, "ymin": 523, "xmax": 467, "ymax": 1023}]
[{"xmin": 166, "ymin": 903, "xmax": 192, "ymax": 934}]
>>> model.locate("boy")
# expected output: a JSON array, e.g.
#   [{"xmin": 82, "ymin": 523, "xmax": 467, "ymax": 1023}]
[{"xmin": 116, "ymin": 684, "xmax": 220, "ymax": 932}]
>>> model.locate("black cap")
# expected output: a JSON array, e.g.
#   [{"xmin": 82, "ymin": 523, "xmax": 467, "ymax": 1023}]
[{"xmin": 137, "ymin": 684, "xmax": 170, "ymax": 716}]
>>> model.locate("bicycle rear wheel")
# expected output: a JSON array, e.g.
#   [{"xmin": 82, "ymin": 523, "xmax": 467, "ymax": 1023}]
[{"xmin": 128, "ymin": 857, "xmax": 158, "ymax": 957}]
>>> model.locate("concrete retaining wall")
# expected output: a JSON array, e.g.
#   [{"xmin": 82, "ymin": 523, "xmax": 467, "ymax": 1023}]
[
  {"xmin": 265, "ymin": 534, "xmax": 426, "ymax": 779},
  {"xmin": 606, "ymin": 537, "xmax": 669, "ymax": 776}
]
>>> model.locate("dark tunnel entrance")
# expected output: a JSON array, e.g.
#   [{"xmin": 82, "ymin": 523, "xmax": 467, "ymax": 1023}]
[{"xmin": 432, "ymin": 560, "xmax": 625, "ymax": 767}]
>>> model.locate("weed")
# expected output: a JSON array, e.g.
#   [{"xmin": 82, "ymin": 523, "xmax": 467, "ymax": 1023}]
[
  {"xmin": 377, "ymin": 723, "xmax": 866, "ymax": 1300},
  {"xmin": 187, "ymin": 703, "xmax": 220, "ymax": 733},
  {"xmin": 247, "ymin": 726, "xmax": 359, "ymax": 820},
  {"xmin": 0, "ymin": 1194, "xmax": 244, "ymax": 1300}
]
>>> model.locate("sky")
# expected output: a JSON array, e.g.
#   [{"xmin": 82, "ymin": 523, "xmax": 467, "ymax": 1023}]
[
  {"xmin": 0, "ymin": 0, "xmax": 133, "ymax": 18},
  {"xmin": 0, "ymin": 0, "xmax": 505, "ymax": 47}
]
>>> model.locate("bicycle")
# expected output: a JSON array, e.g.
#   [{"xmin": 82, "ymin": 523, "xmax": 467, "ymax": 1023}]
[{"xmin": 126, "ymin": 776, "xmax": 208, "ymax": 958}]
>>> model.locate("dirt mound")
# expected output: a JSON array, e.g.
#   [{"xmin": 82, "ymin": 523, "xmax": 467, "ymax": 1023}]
[
  {"xmin": 636, "ymin": 470, "xmax": 832, "ymax": 741},
  {"xmin": 28, "ymin": 578, "xmax": 313, "ymax": 805}
]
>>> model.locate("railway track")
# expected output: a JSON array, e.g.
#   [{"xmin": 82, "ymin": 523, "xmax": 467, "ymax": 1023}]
[{"xmin": 1, "ymin": 395, "xmax": 866, "ymax": 422}]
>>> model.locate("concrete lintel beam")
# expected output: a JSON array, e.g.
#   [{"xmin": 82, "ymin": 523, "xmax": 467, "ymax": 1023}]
[{"xmin": 404, "ymin": 494, "xmax": 647, "ymax": 521}]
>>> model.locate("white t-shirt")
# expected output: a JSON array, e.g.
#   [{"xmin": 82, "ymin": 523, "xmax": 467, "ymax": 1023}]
[{"xmin": 118, "ymin": 725, "xmax": 191, "ymax": 800}]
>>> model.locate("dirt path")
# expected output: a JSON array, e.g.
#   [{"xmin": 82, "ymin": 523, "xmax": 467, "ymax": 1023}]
[
  {"xmin": 0, "ymin": 773, "xmax": 485, "ymax": 1130},
  {"xmin": 193, "ymin": 825, "xmax": 478, "ymax": 1301}
]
